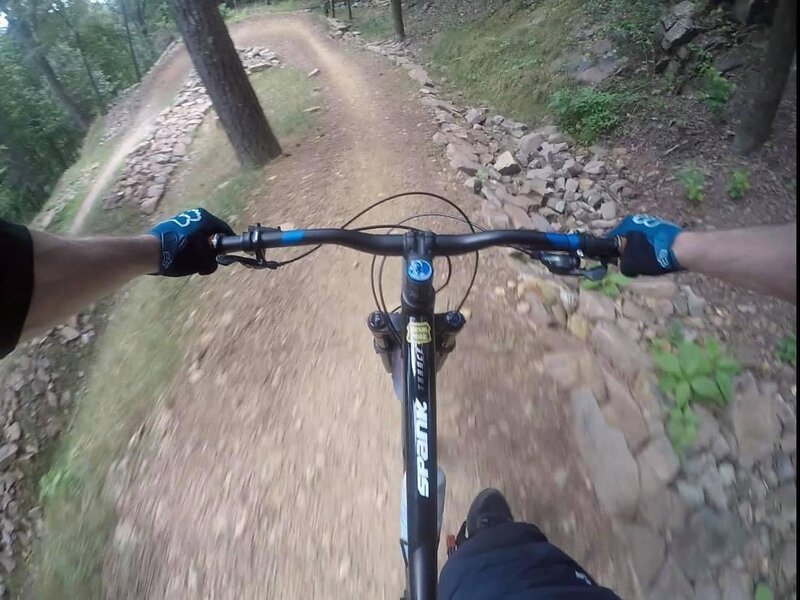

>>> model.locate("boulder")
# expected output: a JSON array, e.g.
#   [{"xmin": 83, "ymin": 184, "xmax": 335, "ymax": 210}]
[
  {"xmin": 590, "ymin": 321, "xmax": 652, "ymax": 379},
  {"xmin": 577, "ymin": 290, "xmax": 616, "ymax": 322},
  {"xmin": 464, "ymin": 107, "xmax": 487, "ymax": 126},
  {"xmin": 672, "ymin": 510, "xmax": 745, "ymax": 582},
  {"xmin": 494, "ymin": 151, "xmax": 521, "ymax": 175},
  {"xmin": 623, "ymin": 523, "xmax": 665, "ymax": 588},
  {"xmin": 660, "ymin": 1, "xmax": 700, "ymax": 51},
  {"xmin": 731, "ymin": 372, "xmax": 780, "ymax": 469}
]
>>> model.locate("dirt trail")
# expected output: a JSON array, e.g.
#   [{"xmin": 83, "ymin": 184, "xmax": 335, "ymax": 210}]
[
  {"xmin": 104, "ymin": 15, "xmax": 638, "ymax": 598},
  {"xmin": 69, "ymin": 48, "xmax": 194, "ymax": 234}
]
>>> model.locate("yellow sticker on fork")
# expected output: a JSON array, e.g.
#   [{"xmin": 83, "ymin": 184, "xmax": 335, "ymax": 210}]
[{"xmin": 407, "ymin": 322, "xmax": 432, "ymax": 344}]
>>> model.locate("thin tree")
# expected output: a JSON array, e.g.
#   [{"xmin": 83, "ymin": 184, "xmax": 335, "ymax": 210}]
[
  {"xmin": 329, "ymin": 0, "xmax": 335, "ymax": 19},
  {"xmin": 346, "ymin": 0, "xmax": 352, "ymax": 20},
  {"xmin": 390, "ymin": 0, "xmax": 405, "ymax": 41},
  {"xmin": 0, "ymin": 0, "xmax": 91, "ymax": 132},
  {"xmin": 119, "ymin": 0, "xmax": 143, "ymax": 81},
  {"xmin": 56, "ymin": 0, "xmax": 107, "ymax": 114},
  {"xmin": 132, "ymin": 0, "xmax": 156, "ymax": 60},
  {"xmin": 169, "ymin": 0, "xmax": 282, "ymax": 166},
  {"xmin": 734, "ymin": 0, "xmax": 797, "ymax": 154}
]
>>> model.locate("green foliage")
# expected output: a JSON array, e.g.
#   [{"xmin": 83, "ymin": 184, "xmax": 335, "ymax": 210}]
[
  {"xmin": 581, "ymin": 270, "xmax": 630, "ymax": 297},
  {"xmin": 754, "ymin": 583, "xmax": 774, "ymax": 600},
  {"xmin": 728, "ymin": 168, "xmax": 750, "ymax": 200},
  {"xmin": 698, "ymin": 65, "xmax": 734, "ymax": 117},
  {"xmin": 430, "ymin": 0, "xmax": 582, "ymax": 124},
  {"xmin": 585, "ymin": 0, "xmax": 661, "ymax": 56},
  {"xmin": 775, "ymin": 334, "xmax": 796, "ymax": 367},
  {"xmin": 218, "ymin": 3, "xmax": 234, "ymax": 19},
  {"xmin": 652, "ymin": 336, "xmax": 741, "ymax": 453},
  {"xmin": 0, "ymin": 0, "xmax": 174, "ymax": 223},
  {"xmin": 676, "ymin": 166, "xmax": 705, "ymax": 203},
  {"xmin": 550, "ymin": 88, "xmax": 631, "ymax": 145}
]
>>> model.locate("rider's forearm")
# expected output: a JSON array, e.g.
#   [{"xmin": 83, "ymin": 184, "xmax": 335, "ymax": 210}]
[
  {"xmin": 21, "ymin": 231, "xmax": 159, "ymax": 339},
  {"xmin": 672, "ymin": 223, "xmax": 796, "ymax": 303}
]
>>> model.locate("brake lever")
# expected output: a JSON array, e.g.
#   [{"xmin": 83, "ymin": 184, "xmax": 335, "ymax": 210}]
[
  {"xmin": 216, "ymin": 254, "xmax": 279, "ymax": 270},
  {"xmin": 536, "ymin": 252, "xmax": 609, "ymax": 280}
]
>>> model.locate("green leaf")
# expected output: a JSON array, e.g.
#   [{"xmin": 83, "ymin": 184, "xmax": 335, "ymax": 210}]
[
  {"xmin": 754, "ymin": 583, "xmax": 774, "ymax": 600},
  {"xmin": 691, "ymin": 376, "xmax": 723, "ymax": 402},
  {"xmin": 659, "ymin": 373, "xmax": 680, "ymax": 394},
  {"xmin": 696, "ymin": 354, "xmax": 714, "ymax": 376},
  {"xmin": 717, "ymin": 357, "xmax": 741, "ymax": 374},
  {"xmin": 653, "ymin": 352, "xmax": 682, "ymax": 376},
  {"xmin": 581, "ymin": 279, "xmax": 602, "ymax": 290},
  {"xmin": 678, "ymin": 342, "xmax": 704, "ymax": 377},
  {"xmin": 717, "ymin": 372, "xmax": 733, "ymax": 405},
  {"xmin": 704, "ymin": 337, "xmax": 720, "ymax": 361},
  {"xmin": 675, "ymin": 380, "xmax": 691, "ymax": 408}
]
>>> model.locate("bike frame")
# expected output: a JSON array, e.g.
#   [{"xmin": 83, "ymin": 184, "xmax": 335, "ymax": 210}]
[{"xmin": 400, "ymin": 233, "xmax": 440, "ymax": 600}]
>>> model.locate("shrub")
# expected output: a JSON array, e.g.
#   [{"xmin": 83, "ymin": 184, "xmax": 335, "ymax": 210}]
[
  {"xmin": 676, "ymin": 166, "xmax": 705, "ymax": 203},
  {"xmin": 728, "ymin": 168, "xmax": 750, "ymax": 200},
  {"xmin": 699, "ymin": 65, "xmax": 734, "ymax": 117},
  {"xmin": 550, "ymin": 88, "xmax": 629, "ymax": 145},
  {"xmin": 775, "ymin": 334, "xmax": 796, "ymax": 367},
  {"xmin": 580, "ymin": 270, "xmax": 630, "ymax": 297}
]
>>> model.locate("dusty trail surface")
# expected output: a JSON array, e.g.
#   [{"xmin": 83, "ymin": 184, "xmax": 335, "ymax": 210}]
[{"xmin": 104, "ymin": 14, "xmax": 637, "ymax": 599}]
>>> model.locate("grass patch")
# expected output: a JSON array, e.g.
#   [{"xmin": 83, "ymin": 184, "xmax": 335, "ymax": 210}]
[
  {"xmin": 227, "ymin": 0, "xmax": 317, "ymax": 21},
  {"xmin": 586, "ymin": 0, "xmax": 661, "ymax": 58},
  {"xmin": 30, "ymin": 65, "xmax": 320, "ymax": 599},
  {"xmin": 430, "ymin": 0, "xmax": 582, "ymax": 124}
]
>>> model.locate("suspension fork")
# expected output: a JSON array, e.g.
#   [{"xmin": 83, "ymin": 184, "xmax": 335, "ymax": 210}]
[{"xmin": 401, "ymin": 232, "xmax": 439, "ymax": 600}]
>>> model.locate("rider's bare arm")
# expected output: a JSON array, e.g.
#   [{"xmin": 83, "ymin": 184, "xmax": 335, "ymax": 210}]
[
  {"xmin": 21, "ymin": 231, "xmax": 159, "ymax": 339},
  {"xmin": 672, "ymin": 223, "xmax": 796, "ymax": 304}
]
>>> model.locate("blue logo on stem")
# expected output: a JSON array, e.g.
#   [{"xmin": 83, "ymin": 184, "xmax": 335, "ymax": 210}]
[{"xmin": 407, "ymin": 259, "xmax": 433, "ymax": 282}]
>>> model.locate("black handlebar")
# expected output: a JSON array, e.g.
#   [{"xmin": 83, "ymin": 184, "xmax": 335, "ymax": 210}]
[{"xmin": 211, "ymin": 227, "xmax": 621, "ymax": 259}]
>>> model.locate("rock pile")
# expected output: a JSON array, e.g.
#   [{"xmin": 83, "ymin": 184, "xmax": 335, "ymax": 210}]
[
  {"xmin": 0, "ymin": 311, "xmax": 96, "ymax": 595},
  {"xmin": 103, "ymin": 47, "xmax": 280, "ymax": 216},
  {"xmin": 349, "ymin": 33, "xmax": 796, "ymax": 600}
]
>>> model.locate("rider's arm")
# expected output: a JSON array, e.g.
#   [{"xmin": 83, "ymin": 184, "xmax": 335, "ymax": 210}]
[
  {"xmin": 22, "ymin": 231, "xmax": 159, "ymax": 338},
  {"xmin": 1, "ymin": 208, "xmax": 233, "ymax": 358},
  {"xmin": 672, "ymin": 223, "xmax": 796, "ymax": 303},
  {"xmin": 611, "ymin": 216, "xmax": 797, "ymax": 304}
]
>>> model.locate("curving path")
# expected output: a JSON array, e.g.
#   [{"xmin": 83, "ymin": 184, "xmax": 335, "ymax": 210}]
[{"xmin": 102, "ymin": 14, "xmax": 638, "ymax": 599}]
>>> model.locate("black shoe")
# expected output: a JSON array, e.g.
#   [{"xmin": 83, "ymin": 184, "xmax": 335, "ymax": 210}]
[{"xmin": 466, "ymin": 488, "xmax": 514, "ymax": 539}]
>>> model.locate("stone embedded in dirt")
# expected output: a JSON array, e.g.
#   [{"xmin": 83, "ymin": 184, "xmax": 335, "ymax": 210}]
[
  {"xmin": 638, "ymin": 435, "xmax": 680, "ymax": 486},
  {"xmin": 602, "ymin": 371, "xmax": 650, "ymax": 452},
  {"xmin": 590, "ymin": 321, "xmax": 652, "ymax": 379},
  {"xmin": 0, "ymin": 444, "xmax": 18, "ymax": 470},
  {"xmin": 407, "ymin": 66, "xmax": 433, "ymax": 87},
  {"xmin": 677, "ymin": 480, "xmax": 706, "ymax": 508},
  {"xmin": 627, "ymin": 278, "xmax": 678, "ymax": 300},
  {"xmin": 732, "ymin": 373, "xmax": 781, "ymax": 469},
  {"xmin": 660, "ymin": 1, "xmax": 700, "ymax": 51},
  {"xmin": 59, "ymin": 326, "xmax": 81, "ymax": 343},
  {"xmin": 503, "ymin": 204, "xmax": 535, "ymax": 229},
  {"xmin": 432, "ymin": 132, "xmax": 448, "ymax": 146},
  {"xmin": 718, "ymin": 567, "xmax": 752, "ymax": 600},
  {"xmin": 2, "ymin": 423, "xmax": 21, "ymax": 443},
  {"xmin": 583, "ymin": 160, "xmax": 606, "ymax": 176},
  {"xmin": 648, "ymin": 555, "xmax": 693, "ymax": 600},
  {"xmin": 599, "ymin": 201, "xmax": 617, "ymax": 221},
  {"xmin": 464, "ymin": 107, "xmax": 487, "ymax": 126},
  {"xmin": 449, "ymin": 152, "xmax": 481, "ymax": 177},
  {"xmin": 699, "ymin": 465, "xmax": 728, "ymax": 512},
  {"xmin": 307, "ymin": 68, "xmax": 320, "ymax": 77},
  {"xmin": 494, "ymin": 151, "xmax": 520, "ymax": 175},
  {"xmin": 623, "ymin": 523, "xmax": 666, "ymax": 588},
  {"xmin": 571, "ymin": 387, "xmax": 641, "ymax": 519},
  {"xmin": 673, "ymin": 509, "xmax": 745, "ymax": 581},
  {"xmin": 577, "ymin": 290, "xmax": 616, "ymax": 322},
  {"xmin": 517, "ymin": 132, "xmax": 544, "ymax": 157}
]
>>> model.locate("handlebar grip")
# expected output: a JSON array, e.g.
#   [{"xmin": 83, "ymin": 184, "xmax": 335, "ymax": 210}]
[{"xmin": 582, "ymin": 234, "xmax": 621, "ymax": 258}]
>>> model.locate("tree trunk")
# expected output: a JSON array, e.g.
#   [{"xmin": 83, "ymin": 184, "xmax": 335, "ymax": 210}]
[
  {"xmin": 734, "ymin": 0, "xmax": 797, "ymax": 154},
  {"xmin": 134, "ymin": 0, "xmax": 157, "ymax": 60},
  {"xmin": 169, "ymin": 0, "xmax": 282, "ymax": 166},
  {"xmin": 390, "ymin": 0, "xmax": 405, "ymax": 41},
  {"xmin": 57, "ymin": 2, "xmax": 107, "ymax": 114},
  {"xmin": 347, "ymin": 0, "xmax": 352, "ymax": 20},
  {"xmin": 1, "ymin": 1, "xmax": 91, "ymax": 132},
  {"xmin": 120, "ymin": 0, "xmax": 143, "ymax": 81},
  {"xmin": 330, "ymin": 0, "xmax": 335, "ymax": 19}
]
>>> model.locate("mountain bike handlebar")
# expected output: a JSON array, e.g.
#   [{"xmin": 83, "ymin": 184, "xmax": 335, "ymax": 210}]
[{"xmin": 211, "ymin": 227, "xmax": 622, "ymax": 259}]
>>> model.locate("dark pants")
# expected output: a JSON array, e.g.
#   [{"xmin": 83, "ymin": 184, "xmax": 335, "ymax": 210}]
[{"xmin": 439, "ymin": 522, "xmax": 621, "ymax": 600}]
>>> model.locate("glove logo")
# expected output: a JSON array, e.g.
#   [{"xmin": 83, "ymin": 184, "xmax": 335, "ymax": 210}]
[
  {"xmin": 632, "ymin": 215, "xmax": 663, "ymax": 228},
  {"xmin": 657, "ymin": 248, "xmax": 670, "ymax": 269},
  {"xmin": 168, "ymin": 209, "xmax": 203, "ymax": 228}
]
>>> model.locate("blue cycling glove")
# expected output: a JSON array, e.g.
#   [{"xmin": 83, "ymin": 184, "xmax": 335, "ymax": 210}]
[
  {"xmin": 608, "ymin": 215, "xmax": 684, "ymax": 277},
  {"xmin": 150, "ymin": 208, "xmax": 234, "ymax": 277}
]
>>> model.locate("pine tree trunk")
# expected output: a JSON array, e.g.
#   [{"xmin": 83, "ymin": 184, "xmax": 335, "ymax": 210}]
[
  {"xmin": 390, "ymin": 0, "xmax": 405, "ymax": 41},
  {"xmin": 347, "ymin": 0, "xmax": 352, "ymax": 20},
  {"xmin": 734, "ymin": 0, "xmax": 797, "ymax": 155},
  {"xmin": 2, "ymin": 4, "xmax": 91, "ymax": 132},
  {"xmin": 120, "ymin": 0, "xmax": 143, "ymax": 81},
  {"xmin": 169, "ymin": 0, "xmax": 282, "ymax": 167}
]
